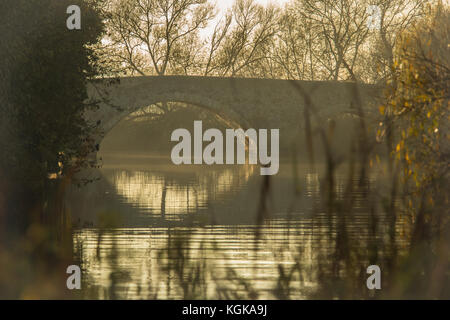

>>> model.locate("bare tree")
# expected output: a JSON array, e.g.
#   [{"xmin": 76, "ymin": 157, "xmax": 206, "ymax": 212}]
[
  {"xmin": 104, "ymin": 0, "xmax": 215, "ymax": 76},
  {"xmin": 272, "ymin": 0, "xmax": 428, "ymax": 82},
  {"xmin": 272, "ymin": 3, "xmax": 323, "ymax": 80},
  {"xmin": 368, "ymin": 0, "xmax": 429, "ymax": 82},
  {"xmin": 202, "ymin": 12, "xmax": 232, "ymax": 76},
  {"xmin": 213, "ymin": 0, "xmax": 280, "ymax": 77},
  {"xmin": 99, "ymin": 0, "xmax": 430, "ymax": 83},
  {"xmin": 293, "ymin": 0, "xmax": 371, "ymax": 81},
  {"xmin": 101, "ymin": 0, "xmax": 215, "ymax": 117}
]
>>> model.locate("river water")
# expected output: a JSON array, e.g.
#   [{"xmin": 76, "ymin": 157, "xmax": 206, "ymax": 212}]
[{"xmin": 68, "ymin": 152, "xmax": 401, "ymax": 299}]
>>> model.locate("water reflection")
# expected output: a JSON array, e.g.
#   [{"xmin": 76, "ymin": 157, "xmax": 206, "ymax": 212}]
[
  {"xmin": 75, "ymin": 222, "xmax": 323, "ymax": 299},
  {"xmin": 107, "ymin": 164, "xmax": 254, "ymax": 221},
  {"xmin": 70, "ymin": 154, "xmax": 399, "ymax": 299}
]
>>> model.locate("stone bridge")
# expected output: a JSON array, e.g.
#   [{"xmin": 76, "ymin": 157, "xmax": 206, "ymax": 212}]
[{"xmin": 86, "ymin": 76, "xmax": 382, "ymax": 154}]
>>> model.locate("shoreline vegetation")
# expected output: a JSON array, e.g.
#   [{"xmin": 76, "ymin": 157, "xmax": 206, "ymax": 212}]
[{"xmin": 1, "ymin": 0, "xmax": 449, "ymax": 299}]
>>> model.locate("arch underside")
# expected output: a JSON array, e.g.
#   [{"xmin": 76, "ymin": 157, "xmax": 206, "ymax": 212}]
[
  {"xmin": 103, "ymin": 96, "xmax": 248, "ymax": 136},
  {"xmin": 93, "ymin": 93, "xmax": 251, "ymax": 147}
]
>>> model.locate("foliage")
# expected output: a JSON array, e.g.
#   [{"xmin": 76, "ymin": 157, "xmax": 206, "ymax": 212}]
[
  {"xmin": 385, "ymin": 3, "xmax": 449, "ymax": 192},
  {"xmin": 378, "ymin": 3, "xmax": 449, "ymax": 297},
  {"xmin": 0, "ymin": 0, "xmax": 104, "ymax": 230}
]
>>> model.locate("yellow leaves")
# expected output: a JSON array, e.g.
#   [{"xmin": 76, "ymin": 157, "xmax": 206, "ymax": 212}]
[
  {"xmin": 379, "ymin": 105, "xmax": 385, "ymax": 115},
  {"xmin": 396, "ymin": 140, "xmax": 404, "ymax": 152},
  {"xmin": 408, "ymin": 126, "xmax": 418, "ymax": 137},
  {"xmin": 428, "ymin": 195, "xmax": 434, "ymax": 207},
  {"xmin": 404, "ymin": 166, "xmax": 414, "ymax": 178},
  {"xmin": 417, "ymin": 94, "xmax": 429, "ymax": 103}
]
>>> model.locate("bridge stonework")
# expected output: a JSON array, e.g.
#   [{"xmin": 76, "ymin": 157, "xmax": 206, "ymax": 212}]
[{"xmin": 86, "ymin": 76, "xmax": 382, "ymax": 154}]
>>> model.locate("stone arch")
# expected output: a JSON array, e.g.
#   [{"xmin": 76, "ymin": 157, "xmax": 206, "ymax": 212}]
[
  {"xmin": 99, "ymin": 93, "xmax": 249, "ymax": 138},
  {"xmin": 85, "ymin": 76, "xmax": 382, "ymax": 157},
  {"xmin": 85, "ymin": 83, "xmax": 252, "ymax": 156}
]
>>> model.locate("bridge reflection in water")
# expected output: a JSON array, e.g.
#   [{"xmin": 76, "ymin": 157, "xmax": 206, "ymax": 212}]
[
  {"xmin": 70, "ymin": 153, "xmax": 400, "ymax": 299},
  {"xmin": 109, "ymin": 165, "xmax": 254, "ymax": 221}
]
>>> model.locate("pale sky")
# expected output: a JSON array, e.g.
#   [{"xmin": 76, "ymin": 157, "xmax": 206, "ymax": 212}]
[
  {"xmin": 215, "ymin": 0, "xmax": 290, "ymax": 11},
  {"xmin": 202, "ymin": 0, "xmax": 290, "ymax": 37}
]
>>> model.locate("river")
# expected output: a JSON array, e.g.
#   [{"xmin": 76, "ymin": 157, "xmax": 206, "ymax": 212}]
[{"xmin": 67, "ymin": 152, "xmax": 403, "ymax": 299}]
